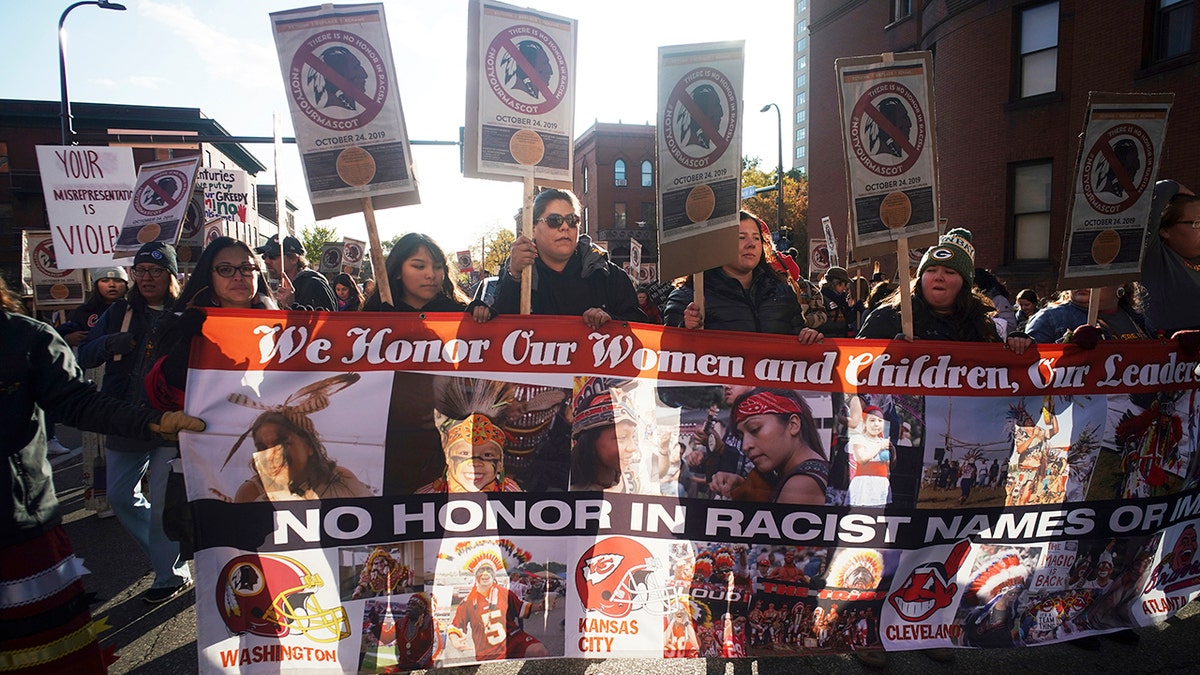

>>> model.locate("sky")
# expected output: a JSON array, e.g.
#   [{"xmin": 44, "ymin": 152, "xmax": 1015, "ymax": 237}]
[{"xmin": 6, "ymin": 0, "xmax": 794, "ymax": 256}]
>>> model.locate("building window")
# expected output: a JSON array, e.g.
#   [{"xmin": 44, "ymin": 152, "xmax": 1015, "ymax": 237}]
[
  {"xmin": 640, "ymin": 202, "xmax": 655, "ymax": 228},
  {"xmin": 1154, "ymin": 0, "xmax": 1193, "ymax": 61},
  {"xmin": 583, "ymin": 206, "xmax": 589, "ymax": 232},
  {"xmin": 796, "ymin": 110, "xmax": 807, "ymax": 124},
  {"xmin": 798, "ymin": 0, "xmax": 807, "ymax": 11},
  {"xmin": 796, "ymin": 74, "xmax": 808, "ymax": 88},
  {"xmin": 797, "ymin": 19, "xmax": 808, "ymax": 33},
  {"xmin": 614, "ymin": 202, "xmax": 627, "ymax": 228},
  {"xmin": 641, "ymin": 160, "xmax": 653, "ymax": 187},
  {"xmin": 796, "ymin": 36, "xmax": 808, "ymax": 52},
  {"xmin": 797, "ymin": 55, "xmax": 807, "ymax": 71},
  {"xmin": 891, "ymin": 0, "xmax": 911, "ymax": 22},
  {"xmin": 1019, "ymin": 2, "xmax": 1059, "ymax": 98},
  {"xmin": 614, "ymin": 159, "xmax": 626, "ymax": 186},
  {"xmin": 1011, "ymin": 160, "xmax": 1053, "ymax": 260},
  {"xmin": 582, "ymin": 165, "xmax": 589, "ymax": 193},
  {"xmin": 796, "ymin": 92, "xmax": 808, "ymax": 107},
  {"xmin": 795, "ymin": 146, "xmax": 807, "ymax": 159},
  {"xmin": 795, "ymin": 129, "xmax": 808, "ymax": 142}
]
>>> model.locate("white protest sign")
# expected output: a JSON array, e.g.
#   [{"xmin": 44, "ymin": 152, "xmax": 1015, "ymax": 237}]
[
  {"xmin": 656, "ymin": 41, "xmax": 745, "ymax": 280},
  {"xmin": 271, "ymin": 3, "xmax": 419, "ymax": 220},
  {"xmin": 465, "ymin": 0, "xmax": 578, "ymax": 186},
  {"xmin": 1060, "ymin": 93, "xmax": 1172, "ymax": 286},
  {"xmin": 35, "ymin": 145, "xmax": 136, "ymax": 269},
  {"xmin": 836, "ymin": 52, "xmax": 940, "ymax": 257},
  {"xmin": 113, "ymin": 155, "xmax": 202, "ymax": 257}
]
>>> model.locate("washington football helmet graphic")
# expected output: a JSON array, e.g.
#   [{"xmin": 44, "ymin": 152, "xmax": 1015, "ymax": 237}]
[
  {"xmin": 217, "ymin": 554, "xmax": 350, "ymax": 643},
  {"xmin": 576, "ymin": 536, "xmax": 680, "ymax": 618}
]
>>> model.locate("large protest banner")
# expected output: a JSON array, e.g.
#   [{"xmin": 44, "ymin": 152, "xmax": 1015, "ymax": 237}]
[
  {"xmin": 35, "ymin": 145, "xmax": 136, "ymax": 269},
  {"xmin": 182, "ymin": 311, "xmax": 1200, "ymax": 672},
  {"xmin": 271, "ymin": 3, "xmax": 420, "ymax": 220},
  {"xmin": 1059, "ymin": 93, "xmax": 1172, "ymax": 287},
  {"xmin": 656, "ymin": 42, "xmax": 745, "ymax": 281}
]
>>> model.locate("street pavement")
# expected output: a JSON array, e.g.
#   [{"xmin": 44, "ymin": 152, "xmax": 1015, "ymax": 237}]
[{"xmin": 51, "ymin": 426, "xmax": 1200, "ymax": 675}]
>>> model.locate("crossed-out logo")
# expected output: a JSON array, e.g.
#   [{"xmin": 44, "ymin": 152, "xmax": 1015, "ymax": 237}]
[{"xmin": 575, "ymin": 536, "xmax": 679, "ymax": 619}]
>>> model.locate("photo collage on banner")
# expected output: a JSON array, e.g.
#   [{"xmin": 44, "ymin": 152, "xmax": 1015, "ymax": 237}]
[{"xmin": 182, "ymin": 314, "xmax": 1200, "ymax": 673}]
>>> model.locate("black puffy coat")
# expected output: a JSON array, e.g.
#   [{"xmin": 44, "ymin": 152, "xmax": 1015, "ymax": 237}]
[{"xmin": 662, "ymin": 267, "xmax": 803, "ymax": 335}]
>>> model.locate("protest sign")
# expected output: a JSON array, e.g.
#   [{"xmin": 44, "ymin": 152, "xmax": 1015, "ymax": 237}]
[
  {"xmin": 24, "ymin": 230, "xmax": 85, "ymax": 308},
  {"xmin": 35, "ymin": 145, "xmax": 136, "ymax": 269},
  {"xmin": 342, "ymin": 237, "xmax": 366, "ymax": 276},
  {"xmin": 464, "ymin": 0, "xmax": 577, "ymax": 187},
  {"xmin": 183, "ymin": 311, "xmax": 1200, "ymax": 672},
  {"xmin": 810, "ymin": 239, "xmax": 831, "ymax": 276},
  {"xmin": 112, "ymin": 155, "xmax": 202, "ymax": 257},
  {"xmin": 821, "ymin": 216, "xmax": 839, "ymax": 268},
  {"xmin": 271, "ymin": 3, "xmax": 420, "ymax": 220},
  {"xmin": 319, "ymin": 241, "xmax": 344, "ymax": 279},
  {"xmin": 1059, "ymin": 93, "xmax": 1172, "ymax": 287},
  {"xmin": 835, "ymin": 52, "xmax": 940, "ymax": 258},
  {"xmin": 656, "ymin": 42, "xmax": 745, "ymax": 281}
]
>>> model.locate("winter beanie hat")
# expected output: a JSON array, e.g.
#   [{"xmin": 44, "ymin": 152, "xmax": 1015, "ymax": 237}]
[{"xmin": 917, "ymin": 227, "xmax": 975, "ymax": 286}]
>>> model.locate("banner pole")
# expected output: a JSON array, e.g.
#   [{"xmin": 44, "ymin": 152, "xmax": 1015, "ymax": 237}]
[
  {"xmin": 694, "ymin": 272, "xmax": 705, "ymax": 318},
  {"xmin": 521, "ymin": 174, "xmax": 535, "ymax": 315},
  {"xmin": 1087, "ymin": 287, "xmax": 1100, "ymax": 326},
  {"xmin": 897, "ymin": 236, "xmax": 914, "ymax": 339},
  {"xmin": 361, "ymin": 196, "xmax": 392, "ymax": 307}
]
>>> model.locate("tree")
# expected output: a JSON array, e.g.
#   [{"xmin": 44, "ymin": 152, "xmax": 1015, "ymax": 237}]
[
  {"xmin": 473, "ymin": 226, "xmax": 516, "ymax": 278},
  {"xmin": 740, "ymin": 157, "xmax": 810, "ymax": 271},
  {"xmin": 299, "ymin": 223, "xmax": 339, "ymax": 262}
]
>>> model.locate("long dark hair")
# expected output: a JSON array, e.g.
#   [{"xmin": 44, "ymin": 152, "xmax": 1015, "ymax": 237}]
[
  {"xmin": 332, "ymin": 273, "xmax": 362, "ymax": 311},
  {"xmin": 175, "ymin": 237, "xmax": 275, "ymax": 310},
  {"xmin": 0, "ymin": 276, "xmax": 23, "ymax": 314},
  {"xmin": 680, "ymin": 210, "xmax": 788, "ymax": 288},
  {"xmin": 731, "ymin": 387, "xmax": 827, "ymax": 461},
  {"xmin": 248, "ymin": 411, "xmax": 340, "ymax": 497},
  {"xmin": 363, "ymin": 233, "xmax": 469, "ymax": 309},
  {"xmin": 570, "ymin": 425, "xmax": 620, "ymax": 490},
  {"xmin": 878, "ymin": 278, "xmax": 1000, "ymax": 343}
]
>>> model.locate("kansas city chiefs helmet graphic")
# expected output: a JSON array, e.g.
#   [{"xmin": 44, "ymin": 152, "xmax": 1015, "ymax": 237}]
[
  {"xmin": 576, "ymin": 536, "xmax": 680, "ymax": 618},
  {"xmin": 889, "ymin": 540, "xmax": 971, "ymax": 622}
]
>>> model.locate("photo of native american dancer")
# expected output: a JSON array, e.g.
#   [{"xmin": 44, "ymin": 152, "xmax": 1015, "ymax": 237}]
[
  {"xmin": 338, "ymin": 543, "xmax": 424, "ymax": 601},
  {"xmin": 826, "ymin": 394, "xmax": 924, "ymax": 508},
  {"xmin": 432, "ymin": 538, "xmax": 565, "ymax": 665},
  {"xmin": 951, "ymin": 543, "xmax": 1044, "ymax": 647},
  {"xmin": 416, "ymin": 377, "xmax": 526, "ymax": 493},
  {"xmin": 357, "ymin": 593, "xmax": 445, "ymax": 674},
  {"xmin": 1088, "ymin": 391, "xmax": 1200, "ymax": 501},
  {"xmin": 181, "ymin": 371, "xmax": 387, "ymax": 502},
  {"xmin": 916, "ymin": 396, "xmax": 1019, "ymax": 509},
  {"xmin": 1003, "ymin": 395, "xmax": 1105, "ymax": 506}
]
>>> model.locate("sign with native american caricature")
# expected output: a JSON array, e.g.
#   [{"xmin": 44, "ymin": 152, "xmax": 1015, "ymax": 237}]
[
  {"xmin": 655, "ymin": 41, "xmax": 745, "ymax": 281},
  {"xmin": 35, "ymin": 145, "xmax": 136, "ymax": 269},
  {"xmin": 1059, "ymin": 92, "xmax": 1173, "ymax": 287},
  {"xmin": 180, "ymin": 310, "xmax": 1200, "ymax": 672},
  {"xmin": 835, "ymin": 51, "xmax": 941, "ymax": 258},
  {"xmin": 271, "ymin": 3, "xmax": 420, "ymax": 220},
  {"xmin": 112, "ymin": 155, "xmax": 203, "ymax": 258},
  {"xmin": 464, "ymin": 0, "xmax": 577, "ymax": 187},
  {"xmin": 23, "ymin": 230, "xmax": 86, "ymax": 309}
]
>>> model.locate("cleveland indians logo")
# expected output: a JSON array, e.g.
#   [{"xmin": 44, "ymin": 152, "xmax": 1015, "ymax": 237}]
[{"xmin": 889, "ymin": 540, "xmax": 971, "ymax": 622}]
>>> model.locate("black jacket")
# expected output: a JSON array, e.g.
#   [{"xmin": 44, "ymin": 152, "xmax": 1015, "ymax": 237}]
[
  {"xmin": 493, "ymin": 235, "xmax": 645, "ymax": 321},
  {"xmin": 662, "ymin": 267, "xmax": 803, "ymax": 335},
  {"xmin": 292, "ymin": 269, "xmax": 337, "ymax": 311},
  {"xmin": 818, "ymin": 283, "xmax": 862, "ymax": 337},
  {"xmin": 857, "ymin": 305, "xmax": 1001, "ymax": 342},
  {"xmin": 2, "ymin": 312, "xmax": 159, "ymax": 544}
]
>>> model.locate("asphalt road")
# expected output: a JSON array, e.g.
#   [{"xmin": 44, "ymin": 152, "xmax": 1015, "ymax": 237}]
[{"xmin": 49, "ymin": 427, "xmax": 1200, "ymax": 675}]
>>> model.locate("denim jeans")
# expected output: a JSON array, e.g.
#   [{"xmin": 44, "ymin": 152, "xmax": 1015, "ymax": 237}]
[{"xmin": 106, "ymin": 445, "xmax": 191, "ymax": 589}]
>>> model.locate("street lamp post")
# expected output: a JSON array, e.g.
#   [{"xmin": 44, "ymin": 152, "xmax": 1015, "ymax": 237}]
[
  {"xmin": 759, "ymin": 103, "xmax": 786, "ymax": 239},
  {"xmin": 60, "ymin": 1, "xmax": 127, "ymax": 145}
]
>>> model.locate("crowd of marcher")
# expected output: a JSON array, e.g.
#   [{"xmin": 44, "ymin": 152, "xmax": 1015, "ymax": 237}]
[{"xmin": 4, "ymin": 179, "xmax": 1199, "ymax": 673}]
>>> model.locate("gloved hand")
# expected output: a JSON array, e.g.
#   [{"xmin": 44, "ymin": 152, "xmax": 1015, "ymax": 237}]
[
  {"xmin": 149, "ymin": 411, "xmax": 206, "ymax": 440},
  {"xmin": 1066, "ymin": 324, "xmax": 1103, "ymax": 350},
  {"xmin": 104, "ymin": 332, "xmax": 137, "ymax": 357},
  {"xmin": 1172, "ymin": 330, "xmax": 1200, "ymax": 359}
]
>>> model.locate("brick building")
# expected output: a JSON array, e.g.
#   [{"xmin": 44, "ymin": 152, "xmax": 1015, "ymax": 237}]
[
  {"xmin": 0, "ymin": 99, "xmax": 276, "ymax": 286},
  {"xmin": 808, "ymin": 0, "xmax": 1198, "ymax": 295},
  {"xmin": 572, "ymin": 122, "xmax": 659, "ymax": 284}
]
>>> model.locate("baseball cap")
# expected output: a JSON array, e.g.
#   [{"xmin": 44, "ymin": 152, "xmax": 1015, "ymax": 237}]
[{"xmin": 256, "ymin": 234, "xmax": 304, "ymax": 257}]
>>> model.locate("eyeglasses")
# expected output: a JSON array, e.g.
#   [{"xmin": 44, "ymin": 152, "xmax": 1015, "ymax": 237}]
[
  {"xmin": 261, "ymin": 252, "xmax": 281, "ymax": 260},
  {"xmin": 1177, "ymin": 219, "xmax": 1200, "ymax": 230},
  {"xmin": 131, "ymin": 266, "xmax": 168, "ymax": 279},
  {"xmin": 214, "ymin": 264, "xmax": 260, "ymax": 278},
  {"xmin": 535, "ymin": 213, "xmax": 580, "ymax": 229}
]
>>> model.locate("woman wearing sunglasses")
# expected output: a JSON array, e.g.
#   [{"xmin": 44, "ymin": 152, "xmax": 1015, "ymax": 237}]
[{"xmin": 492, "ymin": 188, "xmax": 645, "ymax": 328}]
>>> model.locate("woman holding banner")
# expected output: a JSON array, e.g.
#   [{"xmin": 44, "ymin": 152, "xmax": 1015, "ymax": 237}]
[{"xmin": 362, "ymin": 233, "xmax": 470, "ymax": 312}]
